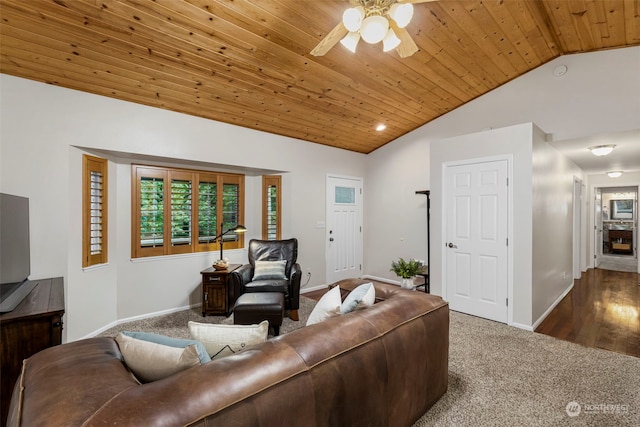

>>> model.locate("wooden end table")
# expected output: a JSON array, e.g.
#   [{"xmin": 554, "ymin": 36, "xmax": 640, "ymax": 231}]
[{"xmin": 201, "ymin": 264, "xmax": 241, "ymax": 316}]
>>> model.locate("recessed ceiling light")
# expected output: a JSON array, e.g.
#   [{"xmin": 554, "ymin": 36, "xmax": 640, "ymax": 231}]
[
  {"xmin": 588, "ymin": 144, "xmax": 616, "ymax": 156},
  {"xmin": 607, "ymin": 171, "xmax": 623, "ymax": 178},
  {"xmin": 376, "ymin": 124, "xmax": 386, "ymax": 132}
]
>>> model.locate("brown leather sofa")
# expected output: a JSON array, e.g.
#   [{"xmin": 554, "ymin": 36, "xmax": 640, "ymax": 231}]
[{"xmin": 7, "ymin": 280, "xmax": 448, "ymax": 427}]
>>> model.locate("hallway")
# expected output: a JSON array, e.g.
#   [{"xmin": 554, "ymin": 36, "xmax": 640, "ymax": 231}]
[{"xmin": 536, "ymin": 268, "xmax": 639, "ymax": 358}]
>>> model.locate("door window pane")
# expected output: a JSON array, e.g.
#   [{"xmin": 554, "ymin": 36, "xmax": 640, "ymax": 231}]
[{"xmin": 335, "ymin": 186, "xmax": 355, "ymax": 204}]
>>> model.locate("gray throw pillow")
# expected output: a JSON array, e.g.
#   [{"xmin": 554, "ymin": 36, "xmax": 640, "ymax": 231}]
[{"xmin": 253, "ymin": 260, "xmax": 287, "ymax": 280}]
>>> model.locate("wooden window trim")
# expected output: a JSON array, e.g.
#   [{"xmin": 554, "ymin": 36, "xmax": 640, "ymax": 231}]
[
  {"xmin": 131, "ymin": 165, "xmax": 244, "ymax": 259},
  {"xmin": 262, "ymin": 175, "xmax": 281, "ymax": 240},
  {"xmin": 83, "ymin": 155, "xmax": 108, "ymax": 267}
]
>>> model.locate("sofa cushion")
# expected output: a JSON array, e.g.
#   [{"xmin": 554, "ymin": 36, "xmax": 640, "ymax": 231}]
[
  {"xmin": 253, "ymin": 260, "xmax": 287, "ymax": 280},
  {"xmin": 341, "ymin": 282, "xmax": 375, "ymax": 314},
  {"xmin": 306, "ymin": 285, "xmax": 342, "ymax": 326},
  {"xmin": 122, "ymin": 331, "xmax": 211, "ymax": 363},
  {"xmin": 188, "ymin": 321, "xmax": 268, "ymax": 359},
  {"xmin": 115, "ymin": 333, "xmax": 201, "ymax": 383}
]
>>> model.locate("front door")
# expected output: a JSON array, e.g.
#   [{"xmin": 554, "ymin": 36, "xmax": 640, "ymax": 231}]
[
  {"xmin": 326, "ymin": 175, "xmax": 363, "ymax": 284},
  {"xmin": 444, "ymin": 158, "xmax": 509, "ymax": 323}
]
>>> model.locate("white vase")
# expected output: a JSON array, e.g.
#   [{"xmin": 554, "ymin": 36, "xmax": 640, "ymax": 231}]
[{"xmin": 401, "ymin": 277, "xmax": 415, "ymax": 290}]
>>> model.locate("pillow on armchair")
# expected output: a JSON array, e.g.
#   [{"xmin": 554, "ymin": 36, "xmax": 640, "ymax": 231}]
[{"xmin": 253, "ymin": 260, "xmax": 287, "ymax": 280}]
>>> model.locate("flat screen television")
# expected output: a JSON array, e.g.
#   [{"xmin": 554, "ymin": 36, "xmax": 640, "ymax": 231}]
[{"xmin": 0, "ymin": 193, "xmax": 37, "ymax": 312}]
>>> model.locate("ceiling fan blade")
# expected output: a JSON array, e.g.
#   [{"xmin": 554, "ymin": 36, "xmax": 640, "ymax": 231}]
[
  {"xmin": 311, "ymin": 22, "xmax": 349, "ymax": 56},
  {"xmin": 391, "ymin": 24, "xmax": 419, "ymax": 58}
]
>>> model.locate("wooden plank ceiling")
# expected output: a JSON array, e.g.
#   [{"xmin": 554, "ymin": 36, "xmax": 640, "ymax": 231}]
[{"xmin": 1, "ymin": 0, "xmax": 639, "ymax": 153}]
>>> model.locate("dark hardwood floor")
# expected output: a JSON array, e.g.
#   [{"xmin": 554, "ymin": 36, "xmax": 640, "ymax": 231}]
[
  {"xmin": 536, "ymin": 268, "xmax": 639, "ymax": 358},
  {"xmin": 305, "ymin": 271, "xmax": 639, "ymax": 358}
]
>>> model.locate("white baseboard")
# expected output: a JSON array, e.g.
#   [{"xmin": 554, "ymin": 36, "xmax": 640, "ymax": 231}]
[
  {"xmin": 531, "ymin": 282, "xmax": 574, "ymax": 331},
  {"xmin": 81, "ymin": 302, "xmax": 202, "ymax": 340},
  {"xmin": 509, "ymin": 321, "xmax": 534, "ymax": 332},
  {"xmin": 362, "ymin": 275, "xmax": 401, "ymax": 286},
  {"xmin": 300, "ymin": 284, "xmax": 329, "ymax": 293}
]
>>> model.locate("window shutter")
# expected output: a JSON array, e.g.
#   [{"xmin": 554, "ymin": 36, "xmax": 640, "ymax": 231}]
[
  {"xmin": 134, "ymin": 167, "xmax": 166, "ymax": 257},
  {"xmin": 262, "ymin": 175, "xmax": 281, "ymax": 240},
  {"xmin": 197, "ymin": 174, "xmax": 217, "ymax": 251},
  {"xmin": 220, "ymin": 174, "xmax": 244, "ymax": 249},
  {"xmin": 83, "ymin": 155, "xmax": 108, "ymax": 267},
  {"xmin": 169, "ymin": 172, "xmax": 194, "ymax": 254},
  {"xmin": 132, "ymin": 166, "xmax": 244, "ymax": 258}
]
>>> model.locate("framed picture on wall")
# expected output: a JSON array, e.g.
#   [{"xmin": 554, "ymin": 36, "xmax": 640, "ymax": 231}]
[{"xmin": 611, "ymin": 199, "xmax": 634, "ymax": 220}]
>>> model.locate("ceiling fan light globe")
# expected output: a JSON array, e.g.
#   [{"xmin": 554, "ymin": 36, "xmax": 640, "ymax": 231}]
[
  {"xmin": 382, "ymin": 28, "xmax": 401, "ymax": 52},
  {"xmin": 343, "ymin": 6, "xmax": 365, "ymax": 32},
  {"xmin": 360, "ymin": 15, "xmax": 389, "ymax": 44},
  {"xmin": 340, "ymin": 32, "xmax": 361, "ymax": 53},
  {"xmin": 389, "ymin": 3, "xmax": 414, "ymax": 28}
]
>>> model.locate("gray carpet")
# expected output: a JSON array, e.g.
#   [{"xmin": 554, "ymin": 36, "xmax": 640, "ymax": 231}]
[{"xmin": 99, "ymin": 297, "xmax": 640, "ymax": 426}]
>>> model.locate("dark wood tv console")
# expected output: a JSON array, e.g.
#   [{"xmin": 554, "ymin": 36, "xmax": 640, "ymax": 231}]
[{"xmin": 0, "ymin": 277, "xmax": 64, "ymax": 426}]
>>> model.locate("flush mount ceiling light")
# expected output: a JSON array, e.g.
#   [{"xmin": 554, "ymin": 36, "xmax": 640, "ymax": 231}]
[
  {"xmin": 376, "ymin": 123, "xmax": 387, "ymax": 131},
  {"xmin": 607, "ymin": 171, "xmax": 623, "ymax": 178},
  {"xmin": 588, "ymin": 144, "xmax": 616, "ymax": 156},
  {"xmin": 311, "ymin": 0, "xmax": 437, "ymax": 58}
]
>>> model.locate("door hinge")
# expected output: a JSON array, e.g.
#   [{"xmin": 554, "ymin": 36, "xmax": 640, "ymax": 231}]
[
  {"xmin": 360, "ymin": 226, "xmax": 362, "ymax": 232},
  {"xmin": 506, "ymin": 177, "xmax": 509, "ymax": 186},
  {"xmin": 506, "ymin": 298, "xmax": 508, "ymax": 307},
  {"xmin": 359, "ymin": 264, "xmax": 362, "ymax": 270},
  {"xmin": 506, "ymin": 238, "xmax": 508, "ymax": 246}
]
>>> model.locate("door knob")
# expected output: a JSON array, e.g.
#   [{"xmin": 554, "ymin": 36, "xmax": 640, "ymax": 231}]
[
  {"xmin": 448, "ymin": 242, "xmax": 457, "ymax": 248},
  {"xmin": 329, "ymin": 237, "xmax": 334, "ymax": 242}
]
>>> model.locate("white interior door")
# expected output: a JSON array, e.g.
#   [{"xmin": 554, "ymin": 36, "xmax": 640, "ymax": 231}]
[
  {"xmin": 326, "ymin": 175, "xmax": 363, "ymax": 284},
  {"xmin": 444, "ymin": 159, "xmax": 508, "ymax": 323}
]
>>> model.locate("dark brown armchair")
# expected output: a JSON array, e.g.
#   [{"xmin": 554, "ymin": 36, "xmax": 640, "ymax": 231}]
[{"xmin": 234, "ymin": 238, "xmax": 302, "ymax": 320}]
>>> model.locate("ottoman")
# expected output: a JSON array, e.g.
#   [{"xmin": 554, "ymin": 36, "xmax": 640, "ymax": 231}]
[{"xmin": 234, "ymin": 292, "xmax": 284, "ymax": 336}]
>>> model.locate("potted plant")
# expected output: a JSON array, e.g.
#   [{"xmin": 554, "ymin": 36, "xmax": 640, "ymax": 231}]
[{"xmin": 390, "ymin": 258, "xmax": 423, "ymax": 289}]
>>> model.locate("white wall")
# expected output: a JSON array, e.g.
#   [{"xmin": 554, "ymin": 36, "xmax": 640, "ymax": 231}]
[
  {"xmin": 1, "ymin": 75, "xmax": 366, "ymax": 340},
  {"xmin": 531, "ymin": 131, "xmax": 584, "ymax": 326},
  {"xmin": 430, "ymin": 123, "xmax": 534, "ymax": 327},
  {"xmin": 365, "ymin": 47, "xmax": 639, "ymax": 285}
]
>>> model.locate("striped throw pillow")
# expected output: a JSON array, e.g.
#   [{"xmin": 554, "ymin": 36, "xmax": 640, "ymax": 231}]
[{"xmin": 253, "ymin": 260, "xmax": 287, "ymax": 280}]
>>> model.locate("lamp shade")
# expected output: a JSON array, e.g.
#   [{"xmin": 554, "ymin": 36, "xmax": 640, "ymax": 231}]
[
  {"xmin": 342, "ymin": 6, "xmax": 365, "ymax": 32},
  {"xmin": 382, "ymin": 28, "xmax": 401, "ymax": 52},
  {"xmin": 389, "ymin": 3, "xmax": 414, "ymax": 28},
  {"xmin": 360, "ymin": 15, "xmax": 389, "ymax": 44},
  {"xmin": 340, "ymin": 32, "xmax": 361, "ymax": 53},
  {"xmin": 588, "ymin": 144, "xmax": 615, "ymax": 156}
]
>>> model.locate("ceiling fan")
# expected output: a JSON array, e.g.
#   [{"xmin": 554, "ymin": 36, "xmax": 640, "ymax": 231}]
[{"xmin": 310, "ymin": 0, "xmax": 437, "ymax": 58}]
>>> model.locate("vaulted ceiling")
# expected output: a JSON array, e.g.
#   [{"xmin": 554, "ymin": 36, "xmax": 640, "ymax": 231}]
[{"xmin": 1, "ymin": 0, "xmax": 639, "ymax": 153}]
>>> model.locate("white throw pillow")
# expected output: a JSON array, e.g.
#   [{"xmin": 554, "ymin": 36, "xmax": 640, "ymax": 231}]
[
  {"xmin": 341, "ymin": 282, "xmax": 375, "ymax": 314},
  {"xmin": 253, "ymin": 260, "xmax": 287, "ymax": 280},
  {"xmin": 188, "ymin": 320, "xmax": 268, "ymax": 360},
  {"xmin": 306, "ymin": 285, "xmax": 342, "ymax": 326},
  {"xmin": 115, "ymin": 333, "xmax": 201, "ymax": 383}
]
